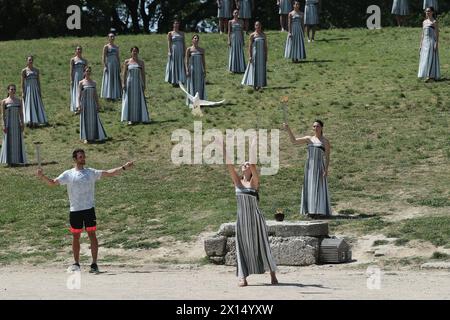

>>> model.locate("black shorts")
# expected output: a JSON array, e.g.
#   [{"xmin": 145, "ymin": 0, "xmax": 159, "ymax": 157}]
[{"xmin": 69, "ymin": 207, "xmax": 97, "ymax": 234}]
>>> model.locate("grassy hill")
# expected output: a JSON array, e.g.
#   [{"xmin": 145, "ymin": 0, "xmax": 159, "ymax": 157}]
[{"xmin": 0, "ymin": 27, "xmax": 449, "ymax": 264}]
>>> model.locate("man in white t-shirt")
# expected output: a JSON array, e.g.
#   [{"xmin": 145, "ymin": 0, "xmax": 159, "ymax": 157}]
[{"xmin": 37, "ymin": 148, "xmax": 133, "ymax": 273}]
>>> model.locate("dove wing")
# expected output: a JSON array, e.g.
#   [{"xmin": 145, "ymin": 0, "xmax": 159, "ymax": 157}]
[
  {"xmin": 198, "ymin": 99, "xmax": 226, "ymax": 106},
  {"xmin": 179, "ymin": 82, "xmax": 195, "ymax": 101}
]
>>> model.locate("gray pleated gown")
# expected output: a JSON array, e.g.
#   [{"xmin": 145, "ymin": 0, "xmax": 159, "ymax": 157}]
[
  {"xmin": 186, "ymin": 51, "xmax": 206, "ymax": 106},
  {"xmin": 0, "ymin": 102, "xmax": 27, "ymax": 164},
  {"xmin": 279, "ymin": 0, "xmax": 292, "ymax": 15},
  {"xmin": 121, "ymin": 63, "xmax": 150, "ymax": 123},
  {"xmin": 23, "ymin": 69, "xmax": 47, "ymax": 125},
  {"xmin": 304, "ymin": 0, "xmax": 319, "ymax": 25},
  {"xmin": 423, "ymin": 0, "xmax": 438, "ymax": 12},
  {"xmin": 285, "ymin": 12, "xmax": 306, "ymax": 60},
  {"xmin": 238, "ymin": 0, "xmax": 252, "ymax": 19},
  {"xmin": 235, "ymin": 187, "xmax": 277, "ymax": 278},
  {"xmin": 218, "ymin": 0, "xmax": 232, "ymax": 18},
  {"xmin": 79, "ymin": 82, "xmax": 107, "ymax": 142},
  {"xmin": 101, "ymin": 46, "xmax": 122, "ymax": 99},
  {"xmin": 418, "ymin": 21, "xmax": 440, "ymax": 79},
  {"xmin": 165, "ymin": 33, "xmax": 186, "ymax": 85},
  {"xmin": 229, "ymin": 22, "xmax": 246, "ymax": 73},
  {"xmin": 300, "ymin": 143, "xmax": 331, "ymax": 216},
  {"xmin": 241, "ymin": 34, "xmax": 267, "ymax": 88},
  {"xmin": 71, "ymin": 58, "xmax": 87, "ymax": 112},
  {"xmin": 391, "ymin": 0, "xmax": 409, "ymax": 16}
]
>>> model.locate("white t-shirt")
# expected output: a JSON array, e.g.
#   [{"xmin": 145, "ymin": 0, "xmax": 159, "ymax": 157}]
[{"xmin": 56, "ymin": 168, "xmax": 103, "ymax": 212}]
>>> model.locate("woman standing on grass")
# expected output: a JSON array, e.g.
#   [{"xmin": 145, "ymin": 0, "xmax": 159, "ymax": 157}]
[
  {"xmin": 283, "ymin": 120, "xmax": 331, "ymax": 218},
  {"xmin": 219, "ymin": 136, "xmax": 278, "ymax": 287},
  {"xmin": 304, "ymin": 0, "xmax": 320, "ymax": 42},
  {"xmin": 217, "ymin": 0, "xmax": 233, "ymax": 34},
  {"xmin": 70, "ymin": 46, "xmax": 88, "ymax": 113},
  {"xmin": 78, "ymin": 67, "xmax": 107, "ymax": 144},
  {"xmin": 391, "ymin": 0, "xmax": 409, "ymax": 27},
  {"xmin": 418, "ymin": 7, "xmax": 440, "ymax": 82},
  {"xmin": 228, "ymin": 9, "xmax": 246, "ymax": 73},
  {"xmin": 0, "ymin": 84, "xmax": 27, "ymax": 166},
  {"xmin": 165, "ymin": 20, "xmax": 186, "ymax": 87},
  {"xmin": 241, "ymin": 21, "xmax": 267, "ymax": 90},
  {"xmin": 278, "ymin": 0, "xmax": 292, "ymax": 32},
  {"xmin": 423, "ymin": 0, "xmax": 438, "ymax": 12},
  {"xmin": 21, "ymin": 56, "xmax": 48, "ymax": 128},
  {"xmin": 121, "ymin": 46, "xmax": 150, "ymax": 125},
  {"xmin": 185, "ymin": 34, "xmax": 206, "ymax": 106},
  {"xmin": 236, "ymin": 0, "xmax": 254, "ymax": 32},
  {"xmin": 101, "ymin": 33, "xmax": 122, "ymax": 101},
  {"xmin": 285, "ymin": 1, "xmax": 306, "ymax": 63}
]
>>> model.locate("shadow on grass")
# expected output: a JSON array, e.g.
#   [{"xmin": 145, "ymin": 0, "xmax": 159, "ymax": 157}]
[
  {"xmin": 3, "ymin": 161, "xmax": 59, "ymax": 168},
  {"xmin": 314, "ymin": 37, "xmax": 350, "ymax": 42}
]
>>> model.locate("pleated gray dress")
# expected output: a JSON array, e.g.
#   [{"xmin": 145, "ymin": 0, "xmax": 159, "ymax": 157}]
[
  {"xmin": 279, "ymin": 0, "xmax": 292, "ymax": 14},
  {"xmin": 300, "ymin": 143, "xmax": 331, "ymax": 216},
  {"xmin": 121, "ymin": 63, "xmax": 150, "ymax": 123},
  {"xmin": 229, "ymin": 22, "xmax": 246, "ymax": 73},
  {"xmin": 418, "ymin": 20, "xmax": 440, "ymax": 79},
  {"xmin": 218, "ymin": 0, "xmax": 232, "ymax": 18},
  {"xmin": 23, "ymin": 68, "xmax": 47, "ymax": 125},
  {"xmin": 304, "ymin": 0, "xmax": 319, "ymax": 25},
  {"xmin": 241, "ymin": 34, "xmax": 267, "ymax": 88},
  {"xmin": 235, "ymin": 187, "xmax": 277, "ymax": 278},
  {"xmin": 165, "ymin": 33, "xmax": 186, "ymax": 85},
  {"xmin": 285, "ymin": 12, "xmax": 306, "ymax": 60},
  {"xmin": 79, "ymin": 82, "xmax": 107, "ymax": 142},
  {"xmin": 101, "ymin": 46, "xmax": 122, "ymax": 99},
  {"xmin": 186, "ymin": 50, "xmax": 206, "ymax": 106},
  {"xmin": 71, "ymin": 58, "xmax": 87, "ymax": 112},
  {"xmin": 423, "ymin": 0, "xmax": 438, "ymax": 12},
  {"xmin": 238, "ymin": 0, "xmax": 252, "ymax": 19},
  {"xmin": 0, "ymin": 102, "xmax": 27, "ymax": 164},
  {"xmin": 391, "ymin": 0, "xmax": 410, "ymax": 16}
]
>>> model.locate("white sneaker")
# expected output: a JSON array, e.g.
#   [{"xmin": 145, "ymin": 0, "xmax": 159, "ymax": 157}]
[
  {"xmin": 67, "ymin": 263, "xmax": 81, "ymax": 273},
  {"xmin": 308, "ymin": 39, "xmax": 311, "ymax": 43}
]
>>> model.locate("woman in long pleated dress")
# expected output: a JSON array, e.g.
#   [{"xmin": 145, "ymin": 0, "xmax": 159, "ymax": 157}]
[
  {"xmin": 101, "ymin": 33, "xmax": 122, "ymax": 101},
  {"xmin": 285, "ymin": 1, "xmax": 306, "ymax": 63},
  {"xmin": 21, "ymin": 56, "xmax": 48, "ymax": 128},
  {"xmin": 423, "ymin": 0, "xmax": 438, "ymax": 13},
  {"xmin": 70, "ymin": 46, "xmax": 88, "ymax": 113},
  {"xmin": 165, "ymin": 20, "xmax": 186, "ymax": 87},
  {"xmin": 1, "ymin": 84, "xmax": 27, "ymax": 166},
  {"xmin": 242, "ymin": 21, "xmax": 267, "ymax": 90},
  {"xmin": 185, "ymin": 35, "xmax": 206, "ymax": 106},
  {"xmin": 217, "ymin": 0, "xmax": 233, "ymax": 34},
  {"xmin": 228, "ymin": 9, "xmax": 246, "ymax": 73},
  {"xmin": 278, "ymin": 0, "xmax": 292, "ymax": 32},
  {"xmin": 391, "ymin": 0, "xmax": 409, "ymax": 27},
  {"xmin": 283, "ymin": 120, "xmax": 332, "ymax": 219},
  {"xmin": 235, "ymin": 0, "xmax": 253, "ymax": 32},
  {"xmin": 121, "ymin": 47, "xmax": 150, "ymax": 125},
  {"xmin": 77, "ymin": 67, "xmax": 107, "ymax": 144},
  {"xmin": 220, "ymin": 136, "xmax": 278, "ymax": 287},
  {"xmin": 418, "ymin": 7, "xmax": 440, "ymax": 82},
  {"xmin": 304, "ymin": 0, "xmax": 319, "ymax": 42}
]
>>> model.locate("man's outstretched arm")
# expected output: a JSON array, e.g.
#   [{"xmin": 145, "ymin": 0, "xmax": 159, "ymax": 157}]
[{"xmin": 101, "ymin": 161, "xmax": 134, "ymax": 177}]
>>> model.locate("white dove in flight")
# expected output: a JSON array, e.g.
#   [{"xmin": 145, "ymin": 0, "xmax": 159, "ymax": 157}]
[{"xmin": 179, "ymin": 82, "xmax": 226, "ymax": 116}]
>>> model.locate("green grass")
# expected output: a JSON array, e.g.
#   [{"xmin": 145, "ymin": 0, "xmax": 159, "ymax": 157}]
[{"xmin": 0, "ymin": 27, "xmax": 449, "ymax": 263}]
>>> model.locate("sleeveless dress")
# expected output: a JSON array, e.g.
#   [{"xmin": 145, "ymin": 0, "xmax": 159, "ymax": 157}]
[
  {"xmin": 23, "ymin": 68, "xmax": 47, "ymax": 125},
  {"xmin": 279, "ymin": 0, "xmax": 292, "ymax": 15},
  {"xmin": 391, "ymin": 0, "xmax": 409, "ymax": 16},
  {"xmin": 71, "ymin": 58, "xmax": 87, "ymax": 112},
  {"xmin": 418, "ymin": 20, "xmax": 440, "ymax": 79},
  {"xmin": 101, "ymin": 46, "xmax": 122, "ymax": 99},
  {"xmin": 121, "ymin": 63, "xmax": 150, "ymax": 123},
  {"xmin": 242, "ymin": 34, "xmax": 267, "ymax": 88},
  {"xmin": 0, "ymin": 102, "xmax": 27, "ymax": 164},
  {"xmin": 285, "ymin": 11, "xmax": 306, "ymax": 60},
  {"xmin": 300, "ymin": 143, "xmax": 331, "ymax": 216},
  {"xmin": 229, "ymin": 22, "xmax": 246, "ymax": 73},
  {"xmin": 186, "ymin": 50, "xmax": 206, "ymax": 106},
  {"xmin": 235, "ymin": 186, "xmax": 277, "ymax": 278},
  {"xmin": 79, "ymin": 82, "xmax": 107, "ymax": 142},
  {"xmin": 304, "ymin": 0, "xmax": 319, "ymax": 25},
  {"xmin": 165, "ymin": 33, "xmax": 186, "ymax": 85},
  {"xmin": 423, "ymin": 0, "xmax": 438, "ymax": 12},
  {"xmin": 238, "ymin": 0, "xmax": 252, "ymax": 19},
  {"xmin": 218, "ymin": 0, "xmax": 233, "ymax": 18}
]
